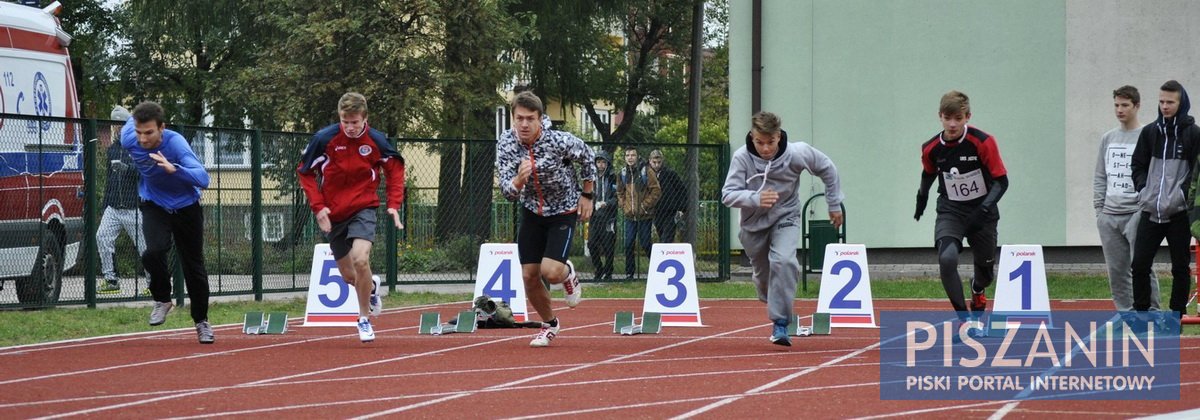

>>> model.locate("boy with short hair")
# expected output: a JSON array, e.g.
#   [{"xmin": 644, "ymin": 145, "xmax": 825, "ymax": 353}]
[
  {"xmin": 914, "ymin": 91, "xmax": 1009, "ymax": 318},
  {"xmin": 722, "ymin": 111, "xmax": 843, "ymax": 346},
  {"xmin": 298, "ymin": 92, "xmax": 406, "ymax": 343}
]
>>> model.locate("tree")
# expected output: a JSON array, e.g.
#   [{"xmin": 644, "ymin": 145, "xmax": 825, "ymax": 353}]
[
  {"xmin": 51, "ymin": 0, "xmax": 122, "ymax": 118},
  {"xmin": 433, "ymin": 0, "xmax": 520, "ymax": 243},
  {"xmin": 113, "ymin": 0, "xmax": 259, "ymax": 126},
  {"xmin": 509, "ymin": 0, "xmax": 694, "ymax": 144}
]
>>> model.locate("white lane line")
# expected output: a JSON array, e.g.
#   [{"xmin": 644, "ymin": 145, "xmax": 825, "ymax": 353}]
[
  {"xmin": 352, "ymin": 321, "xmax": 770, "ymax": 419},
  {"xmin": 34, "ymin": 319, "xmax": 613, "ymax": 419},
  {"xmin": 0, "ymin": 302, "xmax": 456, "ymax": 355}
]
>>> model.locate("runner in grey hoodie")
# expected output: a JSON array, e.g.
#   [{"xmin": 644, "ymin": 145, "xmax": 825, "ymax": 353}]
[{"xmin": 722, "ymin": 111, "xmax": 843, "ymax": 346}]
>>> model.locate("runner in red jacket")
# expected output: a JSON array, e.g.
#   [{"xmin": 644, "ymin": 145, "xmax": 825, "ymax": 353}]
[{"xmin": 298, "ymin": 92, "xmax": 405, "ymax": 343}]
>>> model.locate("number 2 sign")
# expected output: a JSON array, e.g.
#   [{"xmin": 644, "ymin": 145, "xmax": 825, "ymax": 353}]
[{"xmin": 816, "ymin": 244, "xmax": 877, "ymax": 328}]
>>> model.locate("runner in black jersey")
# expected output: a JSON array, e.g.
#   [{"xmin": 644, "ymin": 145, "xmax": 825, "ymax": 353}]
[{"xmin": 915, "ymin": 91, "xmax": 1009, "ymax": 316}]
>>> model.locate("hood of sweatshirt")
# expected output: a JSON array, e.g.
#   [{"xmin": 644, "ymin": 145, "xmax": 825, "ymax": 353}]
[
  {"xmin": 745, "ymin": 129, "xmax": 790, "ymax": 160},
  {"xmin": 595, "ymin": 150, "xmax": 613, "ymax": 176},
  {"xmin": 1158, "ymin": 85, "xmax": 1195, "ymax": 129}
]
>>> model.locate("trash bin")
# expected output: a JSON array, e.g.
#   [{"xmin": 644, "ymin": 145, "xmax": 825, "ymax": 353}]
[{"xmin": 801, "ymin": 194, "xmax": 846, "ymax": 292}]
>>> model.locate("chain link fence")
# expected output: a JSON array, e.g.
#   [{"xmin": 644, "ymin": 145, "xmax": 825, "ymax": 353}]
[{"xmin": 0, "ymin": 113, "xmax": 730, "ymax": 309}]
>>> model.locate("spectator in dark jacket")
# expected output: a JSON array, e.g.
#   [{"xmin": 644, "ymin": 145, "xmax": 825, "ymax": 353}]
[
  {"xmin": 96, "ymin": 106, "xmax": 146, "ymax": 294},
  {"xmin": 649, "ymin": 149, "xmax": 686, "ymax": 243},
  {"xmin": 588, "ymin": 151, "xmax": 618, "ymax": 281}
]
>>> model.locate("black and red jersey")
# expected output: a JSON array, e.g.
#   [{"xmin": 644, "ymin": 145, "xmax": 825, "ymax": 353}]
[
  {"xmin": 297, "ymin": 123, "xmax": 405, "ymax": 223},
  {"xmin": 920, "ymin": 126, "xmax": 1007, "ymax": 204}
]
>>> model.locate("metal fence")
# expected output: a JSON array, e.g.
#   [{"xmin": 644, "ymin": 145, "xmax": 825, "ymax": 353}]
[{"xmin": 0, "ymin": 113, "xmax": 730, "ymax": 309}]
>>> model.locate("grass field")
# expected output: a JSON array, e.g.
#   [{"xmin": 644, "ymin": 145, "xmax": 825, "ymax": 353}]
[{"xmin": 0, "ymin": 274, "xmax": 1193, "ymax": 347}]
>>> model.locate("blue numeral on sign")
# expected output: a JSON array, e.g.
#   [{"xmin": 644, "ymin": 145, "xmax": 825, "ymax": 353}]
[
  {"xmin": 482, "ymin": 259, "xmax": 518, "ymax": 304},
  {"xmin": 828, "ymin": 260, "xmax": 862, "ymax": 309},
  {"xmin": 1009, "ymin": 260, "xmax": 1032, "ymax": 310},
  {"xmin": 655, "ymin": 259, "xmax": 687, "ymax": 308},
  {"xmin": 317, "ymin": 260, "xmax": 349, "ymax": 307}
]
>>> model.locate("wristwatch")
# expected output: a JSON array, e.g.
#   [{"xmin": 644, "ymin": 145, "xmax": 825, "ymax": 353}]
[{"xmin": 580, "ymin": 192, "xmax": 594, "ymax": 200}]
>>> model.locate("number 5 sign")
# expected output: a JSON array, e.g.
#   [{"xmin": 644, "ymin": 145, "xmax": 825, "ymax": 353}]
[
  {"xmin": 473, "ymin": 244, "xmax": 528, "ymax": 322},
  {"xmin": 815, "ymin": 244, "xmax": 877, "ymax": 328},
  {"xmin": 303, "ymin": 244, "xmax": 361, "ymax": 326},
  {"xmin": 643, "ymin": 243, "xmax": 703, "ymax": 326}
]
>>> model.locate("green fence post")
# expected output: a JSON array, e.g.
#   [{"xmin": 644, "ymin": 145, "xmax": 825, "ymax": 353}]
[
  {"xmin": 718, "ymin": 143, "xmax": 730, "ymax": 282},
  {"xmin": 387, "ymin": 139, "xmax": 400, "ymax": 293},
  {"xmin": 251, "ymin": 129, "xmax": 263, "ymax": 301},
  {"xmin": 83, "ymin": 118, "xmax": 98, "ymax": 308}
]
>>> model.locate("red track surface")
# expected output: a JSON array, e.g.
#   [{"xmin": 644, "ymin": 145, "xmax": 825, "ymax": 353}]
[{"xmin": 2, "ymin": 299, "xmax": 1197, "ymax": 419}]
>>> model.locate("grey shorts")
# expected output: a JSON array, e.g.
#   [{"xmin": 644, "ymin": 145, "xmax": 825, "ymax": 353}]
[{"xmin": 328, "ymin": 208, "xmax": 377, "ymax": 260}]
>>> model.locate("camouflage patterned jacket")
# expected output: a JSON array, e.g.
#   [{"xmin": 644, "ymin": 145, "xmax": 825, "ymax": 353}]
[{"xmin": 496, "ymin": 115, "xmax": 596, "ymax": 216}]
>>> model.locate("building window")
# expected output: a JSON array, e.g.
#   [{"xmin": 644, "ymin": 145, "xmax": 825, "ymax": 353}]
[
  {"xmin": 191, "ymin": 131, "xmax": 250, "ymax": 169},
  {"xmin": 244, "ymin": 212, "xmax": 285, "ymax": 242},
  {"xmin": 495, "ymin": 106, "xmax": 510, "ymax": 140},
  {"xmin": 581, "ymin": 109, "xmax": 611, "ymax": 141}
]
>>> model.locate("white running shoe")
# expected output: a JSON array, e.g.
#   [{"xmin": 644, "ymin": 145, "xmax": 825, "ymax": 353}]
[
  {"xmin": 529, "ymin": 320, "xmax": 561, "ymax": 347},
  {"xmin": 148, "ymin": 301, "xmax": 174, "ymax": 326},
  {"xmin": 369, "ymin": 275, "xmax": 382, "ymax": 317},
  {"xmin": 562, "ymin": 260, "xmax": 582, "ymax": 308},
  {"xmin": 358, "ymin": 317, "xmax": 375, "ymax": 343}
]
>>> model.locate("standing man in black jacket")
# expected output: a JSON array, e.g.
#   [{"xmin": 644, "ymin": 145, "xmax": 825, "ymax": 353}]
[
  {"xmin": 649, "ymin": 149, "xmax": 686, "ymax": 243},
  {"xmin": 588, "ymin": 151, "xmax": 618, "ymax": 281},
  {"xmin": 96, "ymin": 106, "xmax": 146, "ymax": 294},
  {"xmin": 1131, "ymin": 80, "xmax": 1200, "ymax": 320}
]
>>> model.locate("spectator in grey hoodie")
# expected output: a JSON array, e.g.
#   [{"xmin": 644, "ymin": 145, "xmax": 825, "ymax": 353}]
[{"xmin": 722, "ymin": 111, "xmax": 843, "ymax": 347}]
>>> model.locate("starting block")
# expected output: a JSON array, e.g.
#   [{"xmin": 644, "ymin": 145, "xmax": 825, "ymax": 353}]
[
  {"xmin": 418, "ymin": 311, "xmax": 476, "ymax": 335},
  {"xmin": 788, "ymin": 312, "xmax": 831, "ymax": 337},
  {"xmin": 613, "ymin": 311, "xmax": 662, "ymax": 335},
  {"xmin": 243, "ymin": 312, "xmax": 288, "ymax": 335}
]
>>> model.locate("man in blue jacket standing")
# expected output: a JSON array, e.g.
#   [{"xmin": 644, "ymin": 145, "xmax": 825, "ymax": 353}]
[{"xmin": 121, "ymin": 101, "xmax": 213, "ymax": 344}]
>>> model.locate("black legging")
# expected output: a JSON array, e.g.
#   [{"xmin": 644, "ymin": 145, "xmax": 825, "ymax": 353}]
[{"xmin": 937, "ymin": 237, "xmax": 995, "ymax": 313}]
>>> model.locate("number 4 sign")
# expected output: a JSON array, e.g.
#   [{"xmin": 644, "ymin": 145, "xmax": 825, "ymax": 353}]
[
  {"xmin": 815, "ymin": 244, "xmax": 877, "ymax": 328},
  {"xmin": 473, "ymin": 244, "xmax": 528, "ymax": 322}
]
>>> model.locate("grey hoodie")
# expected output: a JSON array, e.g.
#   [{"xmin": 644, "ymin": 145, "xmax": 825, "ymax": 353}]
[{"xmin": 722, "ymin": 130, "xmax": 843, "ymax": 233}]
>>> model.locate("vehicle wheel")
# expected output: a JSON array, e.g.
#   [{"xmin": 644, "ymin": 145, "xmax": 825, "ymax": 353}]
[{"xmin": 16, "ymin": 230, "xmax": 63, "ymax": 306}]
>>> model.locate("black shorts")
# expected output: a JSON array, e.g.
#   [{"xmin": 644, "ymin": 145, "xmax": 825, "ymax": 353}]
[
  {"xmin": 934, "ymin": 209, "xmax": 997, "ymax": 253},
  {"xmin": 327, "ymin": 208, "xmax": 376, "ymax": 260},
  {"xmin": 516, "ymin": 208, "xmax": 577, "ymax": 264}
]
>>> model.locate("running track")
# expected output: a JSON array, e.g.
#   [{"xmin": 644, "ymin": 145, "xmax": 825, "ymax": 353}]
[{"xmin": 1, "ymin": 299, "xmax": 1197, "ymax": 419}]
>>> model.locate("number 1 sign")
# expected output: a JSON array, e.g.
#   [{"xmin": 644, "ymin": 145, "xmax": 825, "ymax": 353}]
[
  {"xmin": 473, "ymin": 244, "xmax": 528, "ymax": 322},
  {"xmin": 815, "ymin": 244, "xmax": 877, "ymax": 328},
  {"xmin": 993, "ymin": 244, "xmax": 1050, "ymax": 313}
]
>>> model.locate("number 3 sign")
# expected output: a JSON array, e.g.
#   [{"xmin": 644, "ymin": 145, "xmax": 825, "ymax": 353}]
[
  {"xmin": 815, "ymin": 244, "xmax": 878, "ymax": 328},
  {"xmin": 642, "ymin": 243, "xmax": 704, "ymax": 326}
]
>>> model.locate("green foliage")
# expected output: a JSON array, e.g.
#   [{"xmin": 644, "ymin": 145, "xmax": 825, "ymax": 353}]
[{"xmin": 508, "ymin": 0, "xmax": 696, "ymax": 144}]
